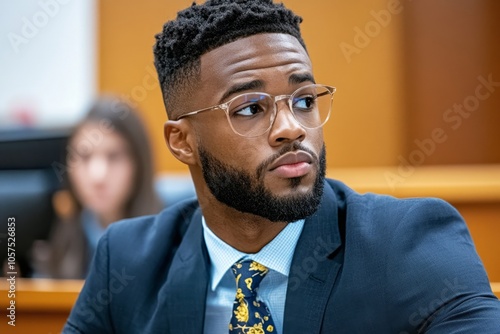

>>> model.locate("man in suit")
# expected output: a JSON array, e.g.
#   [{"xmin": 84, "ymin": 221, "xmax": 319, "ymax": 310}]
[{"xmin": 64, "ymin": 1, "xmax": 500, "ymax": 333}]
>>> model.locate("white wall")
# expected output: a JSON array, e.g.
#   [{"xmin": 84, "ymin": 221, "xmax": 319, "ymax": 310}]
[{"xmin": 0, "ymin": 0, "xmax": 96, "ymax": 129}]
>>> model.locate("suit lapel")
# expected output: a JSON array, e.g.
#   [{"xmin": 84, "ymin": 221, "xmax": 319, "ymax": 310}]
[
  {"xmin": 163, "ymin": 208, "xmax": 209, "ymax": 334},
  {"xmin": 283, "ymin": 181, "xmax": 343, "ymax": 334}
]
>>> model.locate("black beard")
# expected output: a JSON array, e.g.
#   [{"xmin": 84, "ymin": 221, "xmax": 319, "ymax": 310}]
[{"xmin": 198, "ymin": 142, "xmax": 326, "ymax": 222}]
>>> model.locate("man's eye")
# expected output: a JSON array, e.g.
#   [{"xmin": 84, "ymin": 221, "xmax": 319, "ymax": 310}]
[
  {"xmin": 293, "ymin": 96, "xmax": 316, "ymax": 110},
  {"xmin": 233, "ymin": 104, "xmax": 264, "ymax": 116}
]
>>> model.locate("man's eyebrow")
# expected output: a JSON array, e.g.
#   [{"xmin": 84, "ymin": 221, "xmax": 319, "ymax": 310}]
[
  {"xmin": 219, "ymin": 74, "xmax": 314, "ymax": 103},
  {"xmin": 289, "ymin": 73, "xmax": 316, "ymax": 85},
  {"xmin": 220, "ymin": 80, "xmax": 264, "ymax": 102}
]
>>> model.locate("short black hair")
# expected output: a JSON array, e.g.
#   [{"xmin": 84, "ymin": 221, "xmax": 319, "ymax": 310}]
[{"xmin": 153, "ymin": 0, "xmax": 306, "ymax": 118}]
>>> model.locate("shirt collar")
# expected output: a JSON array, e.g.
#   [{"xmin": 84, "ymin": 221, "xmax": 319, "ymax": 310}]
[{"xmin": 202, "ymin": 217, "xmax": 305, "ymax": 291}]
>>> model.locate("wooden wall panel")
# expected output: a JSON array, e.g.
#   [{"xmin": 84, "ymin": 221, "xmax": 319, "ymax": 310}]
[
  {"xmin": 403, "ymin": 0, "xmax": 500, "ymax": 165},
  {"xmin": 98, "ymin": 0, "xmax": 406, "ymax": 173}
]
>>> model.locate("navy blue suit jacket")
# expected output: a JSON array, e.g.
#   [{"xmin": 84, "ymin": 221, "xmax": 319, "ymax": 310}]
[{"xmin": 64, "ymin": 179, "xmax": 500, "ymax": 333}]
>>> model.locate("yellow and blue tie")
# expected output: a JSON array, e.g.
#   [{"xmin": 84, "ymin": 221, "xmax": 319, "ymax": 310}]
[{"xmin": 229, "ymin": 259, "xmax": 276, "ymax": 334}]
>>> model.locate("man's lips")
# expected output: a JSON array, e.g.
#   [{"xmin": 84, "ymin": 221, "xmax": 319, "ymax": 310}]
[
  {"xmin": 268, "ymin": 151, "xmax": 313, "ymax": 178},
  {"xmin": 269, "ymin": 151, "xmax": 313, "ymax": 170}
]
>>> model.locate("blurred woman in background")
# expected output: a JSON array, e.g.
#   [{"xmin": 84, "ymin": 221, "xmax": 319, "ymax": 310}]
[{"xmin": 32, "ymin": 97, "xmax": 163, "ymax": 279}]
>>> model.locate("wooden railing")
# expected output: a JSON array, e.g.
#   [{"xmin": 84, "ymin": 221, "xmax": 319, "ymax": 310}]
[
  {"xmin": 492, "ymin": 283, "xmax": 500, "ymax": 299},
  {"xmin": 0, "ymin": 279, "xmax": 83, "ymax": 333},
  {"xmin": 327, "ymin": 164, "xmax": 500, "ymax": 203}
]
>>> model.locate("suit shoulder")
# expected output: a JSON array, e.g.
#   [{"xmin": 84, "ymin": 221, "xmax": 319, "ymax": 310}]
[
  {"xmin": 325, "ymin": 178, "xmax": 465, "ymax": 241},
  {"xmin": 326, "ymin": 178, "xmax": 459, "ymax": 222},
  {"xmin": 107, "ymin": 198, "xmax": 199, "ymax": 238},
  {"xmin": 103, "ymin": 198, "xmax": 200, "ymax": 264}
]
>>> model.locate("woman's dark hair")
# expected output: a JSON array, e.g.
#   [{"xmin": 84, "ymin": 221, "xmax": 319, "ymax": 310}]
[{"xmin": 66, "ymin": 96, "xmax": 162, "ymax": 218}]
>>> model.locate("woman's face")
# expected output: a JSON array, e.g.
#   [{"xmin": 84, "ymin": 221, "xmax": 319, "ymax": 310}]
[{"xmin": 67, "ymin": 122, "xmax": 136, "ymax": 220}]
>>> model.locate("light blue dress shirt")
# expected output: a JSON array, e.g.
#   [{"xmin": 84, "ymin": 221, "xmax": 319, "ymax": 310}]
[{"xmin": 202, "ymin": 217, "xmax": 305, "ymax": 334}]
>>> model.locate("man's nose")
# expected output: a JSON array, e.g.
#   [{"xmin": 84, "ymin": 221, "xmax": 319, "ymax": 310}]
[{"xmin": 268, "ymin": 100, "xmax": 306, "ymax": 145}]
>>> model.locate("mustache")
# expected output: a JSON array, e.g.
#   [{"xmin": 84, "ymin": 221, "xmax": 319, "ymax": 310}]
[{"xmin": 256, "ymin": 141, "xmax": 318, "ymax": 180}]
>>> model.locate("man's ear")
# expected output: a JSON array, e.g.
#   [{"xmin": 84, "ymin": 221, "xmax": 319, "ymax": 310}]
[{"xmin": 164, "ymin": 120, "xmax": 197, "ymax": 165}]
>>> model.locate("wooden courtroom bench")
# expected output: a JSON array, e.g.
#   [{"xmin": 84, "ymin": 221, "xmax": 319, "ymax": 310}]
[{"xmin": 0, "ymin": 278, "xmax": 83, "ymax": 333}]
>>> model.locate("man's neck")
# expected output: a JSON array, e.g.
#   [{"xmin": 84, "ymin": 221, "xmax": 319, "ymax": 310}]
[{"xmin": 199, "ymin": 196, "xmax": 288, "ymax": 254}]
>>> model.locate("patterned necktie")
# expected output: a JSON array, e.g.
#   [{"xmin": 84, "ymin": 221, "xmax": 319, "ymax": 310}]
[{"xmin": 229, "ymin": 259, "xmax": 276, "ymax": 334}]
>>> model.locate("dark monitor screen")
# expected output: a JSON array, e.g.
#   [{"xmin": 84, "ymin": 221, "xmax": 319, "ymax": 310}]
[{"xmin": 0, "ymin": 128, "xmax": 70, "ymax": 277}]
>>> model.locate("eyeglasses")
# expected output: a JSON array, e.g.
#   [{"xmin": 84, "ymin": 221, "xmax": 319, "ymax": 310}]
[{"xmin": 176, "ymin": 84, "xmax": 336, "ymax": 137}]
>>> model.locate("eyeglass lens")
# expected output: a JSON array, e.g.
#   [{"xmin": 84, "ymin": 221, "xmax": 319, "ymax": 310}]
[{"xmin": 227, "ymin": 84, "xmax": 333, "ymax": 137}]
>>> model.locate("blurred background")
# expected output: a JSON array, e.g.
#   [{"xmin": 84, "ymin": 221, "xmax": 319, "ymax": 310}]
[
  {"xmin": 0, "ymin": 0, "xmax": 499, "ymax": 298},
  {"xmin": 0, "ymin": 0, "xmax": 499, "ymax": 332},
  {"xmin": 2, "ymin": 0, "xmax": 499, "ymax": 170}
]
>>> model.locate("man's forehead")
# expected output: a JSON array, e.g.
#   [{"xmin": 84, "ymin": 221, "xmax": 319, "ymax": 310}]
[
  {"xmin": 171, "ymin": 33, "xmax": 313, "ymax": 115},
  {"xmin": 198, "ymin": 33, "xmax": 312, "ymax": 94},
  {"xmin": 200, "ymin": 33, "xmax": 308, "ymax": 68}
]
